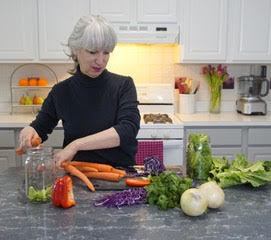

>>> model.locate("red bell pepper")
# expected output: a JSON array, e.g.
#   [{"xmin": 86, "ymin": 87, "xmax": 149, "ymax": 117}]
[{"xmin": 52, "ymin": 176, "xmax": 76, "ymax": 208}]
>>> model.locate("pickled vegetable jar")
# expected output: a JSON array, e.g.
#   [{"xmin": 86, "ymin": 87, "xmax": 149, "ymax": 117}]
[
  {"xmin": 24, "ymin": 146, "xmax": 55, "ymax": 202},
  {"xmin": 186, "ymin": 133, "xmax": 212, "ymax": 181}
]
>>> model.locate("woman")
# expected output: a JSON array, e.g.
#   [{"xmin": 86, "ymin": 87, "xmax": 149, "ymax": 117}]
[{"xmin": 18, "ymin": 15, "xmax": 140, "ymax": 168}]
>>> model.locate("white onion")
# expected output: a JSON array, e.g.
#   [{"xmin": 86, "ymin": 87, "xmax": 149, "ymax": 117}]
[
  {"xmin": 199, "ymin": 181, "xmax": 225, "ymax": 209},
  {"xmin": 180, "ymin": 188, "xmax": 208, "ymax": 217}
]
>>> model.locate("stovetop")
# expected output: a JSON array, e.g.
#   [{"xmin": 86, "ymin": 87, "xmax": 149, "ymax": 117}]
[{"xmin": 143, "ymin": 113, "xmax": 173, "ymax": 124}]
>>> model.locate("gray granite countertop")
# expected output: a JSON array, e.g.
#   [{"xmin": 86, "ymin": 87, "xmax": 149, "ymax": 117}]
[{"xmin": 1, "ymin": 168, "xmax": 271, "ymax": 240}]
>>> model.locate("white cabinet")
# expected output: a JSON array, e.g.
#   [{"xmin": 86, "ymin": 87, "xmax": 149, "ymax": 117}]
[
  {"xmin": 247, "ymin": 127, "xmax": 271, "ymax": 162},
  {"xmin": 180, "ymin": 0, "xmax": 228, "ymax": 62},
  {"xmin": 90, "ymin": 0, "xmax": 134, "ymax": 23},
  {"xmin": 0, "ymin": 0, "xmax": 37, "ymax": 61},
  {"xmin": 0, "ymin": 150, "xmax": 16, "ymax": 173},
  {"xmin": 231, "ymin": 0, "xmax": 271, "ymax": 62},
  {"xmin": 90, "ymin": 0, "xmax": 179, "ymax": 24},
  {"xmin": 178, "ymin": 0, "xmax": 271, "ymax": 63},
  {"xmin": 184, "ymin": 127, "xmax": 244, "ymax": 163},
  {"xmin": 0, "ymin": 130, "xmax": 16, "ymax": 172},
  {"xmin": 136, "ymin": 0, "xmax": 178, "ymax": 24},
  {"xmin": 38, "ymin": 0, "xmax": 90, "ymax": 60},
  {"xmin": 90, "ymin": 0, "xmax": 180, "ymax": 43}
]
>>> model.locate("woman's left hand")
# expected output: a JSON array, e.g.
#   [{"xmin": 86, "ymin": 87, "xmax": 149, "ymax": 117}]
[{"xmin": 54, "ymin": 142, "xmax": 78, "ymax": 168}]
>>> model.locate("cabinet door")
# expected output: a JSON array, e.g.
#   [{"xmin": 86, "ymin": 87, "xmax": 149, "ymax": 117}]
[
  {"xmin": 231, "ymin": 0, "xmax": 271, "ymax": 62},
  {"xmin": 137, "ymin": 0, "xmax": 178, "ymax": 23},
  {"xmin": 90, "ymin": 0, "xmax": 134, "ymax": 23},
  {"xmin": 180, "ymin": 0, "xmax": 228, "ymax": 62},
  {"xmin": 0, "ymin": 150, "xmax": 16, "ymax": 172},
  {"xmin": 38, "ymin": 0, "xmax": 90, "ymax": 60},
  {"xmin": 212, "ymin": 148, "xmax": 242, "ymax": 162},
  {"xmin": 186, "ymin": 128, "xmax": 242, "ymax": 146},
  {"xmin": 248, "ymin": 148, "xmax": 271, "ymax": 162},
  {"xmin": 0, "ymin": 0, "xmax": 37, "ymax": 60}
]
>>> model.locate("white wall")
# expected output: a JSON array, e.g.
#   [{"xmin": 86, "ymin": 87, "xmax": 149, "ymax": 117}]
[{"xmin": 0, "ymin": 44, "xmax": 270, "ymax": 113}]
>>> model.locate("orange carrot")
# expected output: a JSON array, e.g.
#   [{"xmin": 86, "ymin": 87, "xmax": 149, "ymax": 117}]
[
  {"xmin": 15, "ymin": 136, "xmax": 42, "ymax": 155},
  {"xmin": 70, "ymin": 161, "xmax": 113, "ymax": 172},
  {"xmin": 75, "ymin": 166, "xmax": 98, "ymax": 173},
  {"xmin": 83, "ymin": 172, "xmax": 121, "ymax": 182},
  {"xmin": 111, "ymin": 168, "xmax": 126, "ymax": 178},
  {"xmin": 61, "ymin": 162, "xmax": 95, "ymax": 192}
]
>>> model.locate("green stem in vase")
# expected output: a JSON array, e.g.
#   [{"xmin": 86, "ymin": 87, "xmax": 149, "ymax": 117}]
[{"xmin": 210, "ymin": 85, "xmax": 222, "ymax": 113}]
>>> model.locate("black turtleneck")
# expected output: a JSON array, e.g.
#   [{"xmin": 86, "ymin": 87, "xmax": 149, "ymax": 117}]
[{"xmin": 30, "ymin": 68, "xmax": 140, "ymax": 167}]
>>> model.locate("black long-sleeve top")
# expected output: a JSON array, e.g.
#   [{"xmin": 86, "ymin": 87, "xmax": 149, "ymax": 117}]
[{"xmin": 30, "ymin": 68, "xmax": 140, "ymax": 167}]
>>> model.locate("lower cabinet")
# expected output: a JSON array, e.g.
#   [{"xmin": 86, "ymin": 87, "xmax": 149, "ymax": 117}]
[
  {"xmin": 0, "ymin": 130, "xmax": 16, "ymax": 172},
  {"xmin": 184, "ymin": 126, "xmax": 271, "ymax": 163},
  {"xmin": 0, "ymin": 150, "xmax": 16, "ymax": 172},
  {"xmin": 247, "ymin": 127, "xmax": 271, "ymax": 162},
  {"xmin": 184, "ymin": 127, "xmax": 243, "ymax": 163}
]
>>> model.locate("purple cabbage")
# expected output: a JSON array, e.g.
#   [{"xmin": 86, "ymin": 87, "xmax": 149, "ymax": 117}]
[
  {"xmin": 94, "ymin": 188, "xmax": 147, "ymax": 208},
  {"xmin": 144, "ymin": 156, "xmax": 166, "ymax": 175}
]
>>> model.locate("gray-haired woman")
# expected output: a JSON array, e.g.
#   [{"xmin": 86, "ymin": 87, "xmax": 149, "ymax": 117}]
[{"xmin": 18, "ymin": 15, "xmax": 140, "ymax": 168}]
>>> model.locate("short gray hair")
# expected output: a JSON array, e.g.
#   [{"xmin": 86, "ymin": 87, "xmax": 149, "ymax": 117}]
[{"xmin": 67, "ymin": 15, "xmax": 117, "ymax": 73}]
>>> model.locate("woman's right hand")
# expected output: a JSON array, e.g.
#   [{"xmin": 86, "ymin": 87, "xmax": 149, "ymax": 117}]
[{"xmin": 18, "ymin": 126, "xmax": 39, "ymax": 149}]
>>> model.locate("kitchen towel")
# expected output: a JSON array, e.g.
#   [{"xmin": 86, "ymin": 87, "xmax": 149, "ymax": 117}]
[{"xmin": 135, "ymin": 141, "xmax": 163, "ymax": 165}]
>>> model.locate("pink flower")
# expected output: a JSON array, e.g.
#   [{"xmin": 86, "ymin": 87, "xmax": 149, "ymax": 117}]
[
  {"xmin": 202, "ymin": 66, "xmax": 207, "ymax": 74},
  {"xmin": 217, "ymin": 71, "xmax": 222, "ymax": 77}
]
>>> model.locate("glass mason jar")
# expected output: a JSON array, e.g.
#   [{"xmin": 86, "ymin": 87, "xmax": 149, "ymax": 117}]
[
  {"xmin": 186, "ymin": 133, "xmax": 212, "ymax": 181},
  {"xmin": 24, "ymin": 146, "xmax": 55, "ymax": 202}
]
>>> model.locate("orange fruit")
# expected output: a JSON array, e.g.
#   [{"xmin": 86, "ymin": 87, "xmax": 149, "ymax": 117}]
[
  {"xmin": 38, "ymin": 78, "xmax": 48, "ymax": 86},
  {"xmin": 18, "ymin": 78, "xmax": 29, "ymax": 86},
  {"xmin": 29, "ymin": 78, "xmax": 39, "ymax": 86}
]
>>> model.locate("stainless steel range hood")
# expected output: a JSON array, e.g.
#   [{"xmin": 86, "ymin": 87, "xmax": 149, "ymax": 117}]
[{"xmin": 112, "ymin": 24, "xmax": 180, "ymax": 44}]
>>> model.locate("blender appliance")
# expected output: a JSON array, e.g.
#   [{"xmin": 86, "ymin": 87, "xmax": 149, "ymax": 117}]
[{"xmin": 236, "ymin": 75, "xmax": 269, "ymax": 115}]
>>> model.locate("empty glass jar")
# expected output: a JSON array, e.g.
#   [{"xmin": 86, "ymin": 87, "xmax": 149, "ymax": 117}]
[{"xmin": 24, "ymin": 146, "xmax": 55, "ymax": 202}]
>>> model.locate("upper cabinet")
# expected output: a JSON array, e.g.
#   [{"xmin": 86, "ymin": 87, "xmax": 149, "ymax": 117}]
[
  {"xmin": 178, "ymin": 0, "xmax": 271, "ymax": 63},
  {"xmin": 90, "ymin": 0, "xmax": 180, "ymax": 43},
  {"xmin": 231, "ymin": 0, "xmax": 271, "ymax": 62},
  {"xmin": 180, "ymin": 0, "xmax": 228, "ymax": 62},
  {"xmin": 90, "ymin": 0, "xmax": 179, "ymax": 24},
  {"xmin": 0, "ymin": 0, "xmax": 37, "ymax": 61},
  {"xmin": 38, "ymin": 0, "xmax": 90, "ymax": 60},
  {"xmin": 90, "ymin": 0, "xmax": 134, "ymax": 23}
]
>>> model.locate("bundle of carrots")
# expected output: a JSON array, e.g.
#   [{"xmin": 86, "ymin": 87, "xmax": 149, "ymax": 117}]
[{"xmin": 60, "ymin": 161, "xmax": 127, "ymax": 192}]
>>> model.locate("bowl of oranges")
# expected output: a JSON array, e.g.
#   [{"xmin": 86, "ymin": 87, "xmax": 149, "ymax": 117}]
[{"xmin": 18, "ymin": 77, "xmax": 48, "ymax": 87}]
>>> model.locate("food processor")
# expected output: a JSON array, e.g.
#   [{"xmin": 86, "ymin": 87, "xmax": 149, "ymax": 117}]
[{"xmin": 236, "ymin": 75, "xmax": 269, "ymax": 115}]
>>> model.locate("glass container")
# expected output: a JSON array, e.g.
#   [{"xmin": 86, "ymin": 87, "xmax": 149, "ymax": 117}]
[{"xmin": 24, "ymin": 146, "xmax": 55, "ymax": 202}]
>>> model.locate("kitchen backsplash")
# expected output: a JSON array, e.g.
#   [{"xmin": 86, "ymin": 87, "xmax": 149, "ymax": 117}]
[{"xmin": 0, "ymin": 44, "xmax": 270, "ymax": 113}]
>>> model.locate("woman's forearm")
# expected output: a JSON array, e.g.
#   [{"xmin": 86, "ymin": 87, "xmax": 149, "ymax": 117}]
[{"xmin": 73, "ymin": 127, "xmax": 120, "ymax": 152}]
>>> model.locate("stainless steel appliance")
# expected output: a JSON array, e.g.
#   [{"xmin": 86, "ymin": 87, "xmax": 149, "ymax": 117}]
[
  {"xmin": 236, "ymin": 75, "xmax": 269, "ymax": 115},
  {"xmin": 136, "ymin": 84, "xmax": 184, "ymax": 166}
]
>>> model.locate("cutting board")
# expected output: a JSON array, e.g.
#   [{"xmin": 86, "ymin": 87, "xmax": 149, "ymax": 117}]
[{"xmin": 91, "ymin": 178, "xmax": 130, "ymax": 191}]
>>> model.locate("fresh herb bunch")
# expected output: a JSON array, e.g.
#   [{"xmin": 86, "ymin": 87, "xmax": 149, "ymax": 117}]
[
  {"xmin": 202, "ymin": 64, "xmax": 228, "ymax": 113},
  {"xmin": 186, "ymin": 133, "xmax": 213, "ymax": 180},
  {"xmin": 144, "ymin": 171, "xmax": 192, "ymax": 210}
]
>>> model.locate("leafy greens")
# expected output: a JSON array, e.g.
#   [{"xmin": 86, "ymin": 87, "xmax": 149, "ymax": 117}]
[
  {"xmin": 186, "ymin": 133, "xmax": 212, "ymax": 180},
  {"xmin": 144, "ymin": 171, "xmax": 192, "ymax": 210},
  {"xmin": 209, "ymin": 154, "xmax": 271, "ymax": 188}
]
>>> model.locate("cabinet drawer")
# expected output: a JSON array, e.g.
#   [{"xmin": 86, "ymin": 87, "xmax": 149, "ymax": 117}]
[
  {"xmin": 186, "ymin": 128, "xmax": 242, "ymax": 146},
  {"xmin": 248, "ymin": 128, "xmax": 271, "ymax": 145},
  {"xmin": 44, "ymin": 130, "xmax": 64, "ymax": 148},
  {"xmin": 0, "ymin": 130, "xmax": 15, "ymax": 147}
]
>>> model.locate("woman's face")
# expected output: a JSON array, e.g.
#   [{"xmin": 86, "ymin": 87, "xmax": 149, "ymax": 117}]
[{"xmin": 76, "ymin": 49, "xmax": 110, "ymax": 78}]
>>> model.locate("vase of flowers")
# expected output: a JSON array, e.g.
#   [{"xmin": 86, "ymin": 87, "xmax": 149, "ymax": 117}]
[{"xmin": 202, "ymin": 64, "xmax": 228, "ymax": 113}]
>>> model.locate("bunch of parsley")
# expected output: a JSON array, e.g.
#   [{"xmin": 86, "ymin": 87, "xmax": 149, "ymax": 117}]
[{"xmin": 144, "ymin": 171, "xmax": 192, "ymax": 210}]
